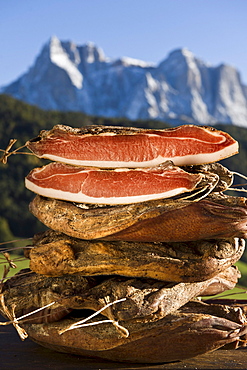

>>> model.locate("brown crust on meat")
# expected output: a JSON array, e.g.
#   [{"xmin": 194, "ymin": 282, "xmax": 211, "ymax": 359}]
[{"xmin": 27, "ymin": 229, "xmax": 244, "ymax": 283}]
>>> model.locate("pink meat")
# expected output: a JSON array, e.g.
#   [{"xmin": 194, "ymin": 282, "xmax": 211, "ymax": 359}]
[
  {"xmin": 25, "ymin": 162, "xmax": 203, "ymax": 204},
  {"xmin": 26, "ymin": 124, "xmax": 238, "ymax": 168}
]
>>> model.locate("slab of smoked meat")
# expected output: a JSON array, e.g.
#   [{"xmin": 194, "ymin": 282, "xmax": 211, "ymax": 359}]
[
  {"xmin": 26, "ymin": 124, "xmax": 238, "ymax": 167},
  {"xmin": 1, "ymin": 270, "xmax": 247, "ymax": 363},
  {"xmin": 19, "ymin": 303, "xmax": 247, "ymax": 363},
  {"xmin": 0, "ymin": 268, "xmax": 241, "ymax": 326},
  {"xmin": 29, "ymin": 193, "xmax": 247, "ymax": 242},
  {"xmin": 26, "ymin": 229, "xmax": 244, "ymax": 284}
]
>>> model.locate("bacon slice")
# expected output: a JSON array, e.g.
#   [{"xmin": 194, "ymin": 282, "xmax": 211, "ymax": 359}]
[
  {"xmin": 25, "ymin": 161, "xmax": 203, "ymax": 205},
  {"xmin": 26, "ymin": 124, "xmax": 238, "ymax": 167}
]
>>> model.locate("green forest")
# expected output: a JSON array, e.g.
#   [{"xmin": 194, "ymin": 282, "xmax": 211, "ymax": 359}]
[{"xmin": 1, "ymin": 93, "xmax": 247, "ymax": 285}]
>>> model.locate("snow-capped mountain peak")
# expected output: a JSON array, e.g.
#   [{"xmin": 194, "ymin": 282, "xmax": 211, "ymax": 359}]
[
  {"xmin": 78, "ymin": 41, "xmax": 107, "ymax": 64},
  {"xmin": 113, "ymin": 56, "xmax": 154, "ymax": 68},
  {"xmin": 2, "ymin": 37, "xmax": 247, "ymax": 126},
  {"xmin": 49, "ymin": 36, "xmax": 83, "ymax": 89}
]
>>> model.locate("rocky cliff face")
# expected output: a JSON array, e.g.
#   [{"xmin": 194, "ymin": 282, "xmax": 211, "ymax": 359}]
[{"xmin": 3, "ymin": 36, "xmax": 247, "ymax": 126}]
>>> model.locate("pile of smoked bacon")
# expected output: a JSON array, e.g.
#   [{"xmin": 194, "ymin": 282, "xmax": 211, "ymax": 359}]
[{"xmin": 1, "ymin": 124, "xmax": 247, "ymax": 363}]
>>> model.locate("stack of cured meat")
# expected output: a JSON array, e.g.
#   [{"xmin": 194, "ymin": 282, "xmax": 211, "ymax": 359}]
[{"xmin": 1, "ymin": 124, "xmax": 247, "ymax": 363}]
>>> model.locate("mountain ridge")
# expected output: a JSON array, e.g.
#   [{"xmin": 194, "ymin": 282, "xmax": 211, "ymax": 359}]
[{"xmin": 2, "ymin": 36, "xmax": 247, "ymax": 126}]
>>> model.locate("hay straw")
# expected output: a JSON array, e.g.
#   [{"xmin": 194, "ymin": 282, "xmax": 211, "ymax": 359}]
[
  {"xmin": 1, "ymin": 252, "xmax": 17, "ymax": 269},
  {"xmin": 0, "ymin": 140, "xmax": 34, "ymax": 164},
  {"xmin": 59, "ymin": 298, "xmax": 129, "ymax": 338},
  {"xmin": 0, "ymin": 299, "xmax": 58, "ymax": 340},
  {"xmin": 0, "ymin": 294, "xmax": 129, "ymax": 340},
  {"xmin": 0, "ymin": 238, "xmax": 32, "ymax": 248},
  {"xmin": 0, "ymin": 295, "xmax": 28, "ymax": 340},
  {"xmin": 227, "ymin": 171, "xmax": 247, "ymax": 193}
]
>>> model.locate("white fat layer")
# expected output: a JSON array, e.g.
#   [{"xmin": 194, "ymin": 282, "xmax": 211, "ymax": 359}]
[
  {"xmin": 25, "ymin": 178, "xmax": 192, "ymax": 205},
  {"xmin": 37, "ymin": 142, "xmax": 238, "ymax": 168}
]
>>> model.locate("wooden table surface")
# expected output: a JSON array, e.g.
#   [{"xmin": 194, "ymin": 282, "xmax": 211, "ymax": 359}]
[{"xmin": 1, "ymin": 316, "xmax": 247, "ymax": 370}]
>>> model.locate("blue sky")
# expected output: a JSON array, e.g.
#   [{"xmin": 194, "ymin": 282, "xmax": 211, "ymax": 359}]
[{"xmin": 1, "ymin": 0, "xmax": 247, "ymax": 86}]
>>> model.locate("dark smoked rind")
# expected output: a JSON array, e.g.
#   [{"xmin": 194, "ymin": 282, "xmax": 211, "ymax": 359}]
[
  {"xmin": 27, "ymin": 229, "xmax": 244, "ymax": 283},
  {"xmin": 29, "ymin": 193, "xmax": 247, "ymax": 242}
]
